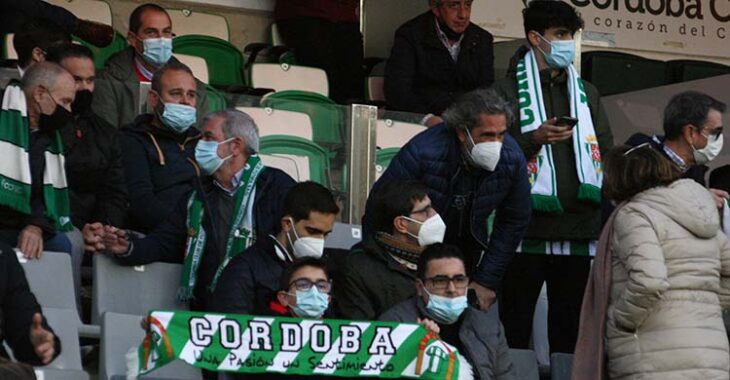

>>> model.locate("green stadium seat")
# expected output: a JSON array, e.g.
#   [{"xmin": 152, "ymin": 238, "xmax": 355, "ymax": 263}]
[
  {"xmin": 167, "ymin": 8, "xmax": 229, "ymax": 41},
  {"xmin": 259, "ymin": 135, "xmax": 330, "ymax": 186},
  {"xmin": 204, "ymin": 83, "xmax": 228, "ymax": 112},
  {"xmin": 260, "ymin": 90, "xmax": 344, "ymax": 146},
  {"xmin": 581, "ymin": 51, "xmax": 667, "ymax": 96},
  {"xmin": 666, "ymin": 59, "xmax": 730, "ymax": 84},
  {"xmin": 375, "ymin": 147, "xmax": 400, "ymax": 180},
  {"xmin": 250, "ymin": 63, "xmax": 329, "ymax": 96},
  {"xmin": 74, "ymin": 30, "xmax": 127, "ymax": 71},
  {"xmin": 173, "ymin": 35, "xmax": 244, "ymax": 87}
]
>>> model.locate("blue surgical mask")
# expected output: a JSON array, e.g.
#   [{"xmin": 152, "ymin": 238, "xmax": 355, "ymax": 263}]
[
  {"xmin": 423, "ymin": 288, "xmax": 468, "ymax": 325},
  {"xmin": 535, "ymin": 33, "xmax": 575, "ymax": 69},
  {"xmin": 158, "ymin": 102, "xmax": 196, "ymax": 133},
  {"xmin": 195, "ymin": 138, "xmax": 234, "ymax": 175},
  {"xmin": 142, "ymin": 37, "xmax": 173, "ymax": 67},
  {"xmin": 290, "ymin": 287, "xmax": 329, "ymax": 318}
]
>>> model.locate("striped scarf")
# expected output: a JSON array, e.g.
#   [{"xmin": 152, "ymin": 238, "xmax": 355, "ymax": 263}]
[{"xmin": 0, "ymin": 82, "xmax": 72, "ymax": 232}]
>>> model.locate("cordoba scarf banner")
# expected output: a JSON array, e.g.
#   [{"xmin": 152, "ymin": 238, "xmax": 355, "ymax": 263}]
[{"xmin": 135, "ymin": 310, "xmax": 462, "ymax": 379}]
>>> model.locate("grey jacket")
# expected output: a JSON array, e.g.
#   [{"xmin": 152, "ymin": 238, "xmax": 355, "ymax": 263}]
[
  {"xmin": 92, "ymin": 47, "xmax": 208, "ymax": 129},
  {"xmin": 380, "ymin": 297, "xmax": 514, "ymax": 380}
]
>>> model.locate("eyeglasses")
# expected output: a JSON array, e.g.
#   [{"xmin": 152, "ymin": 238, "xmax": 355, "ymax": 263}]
[
  {"xmin": 424, "ymin": 275, "xmax": 469, "ymax": 290},
  {"xmin": 705, "ymin": 127, "xmax": 723, "ymax": 139},
  {"xmin": 289, "ymin": 278, "xmax": 332, "ymax": 293},
  {"xmin": 623, "ymin": 142, "xmax": 651, "ymax": 156}
]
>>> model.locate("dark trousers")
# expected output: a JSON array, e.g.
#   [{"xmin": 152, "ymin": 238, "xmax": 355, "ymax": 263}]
[
  {"xmin": 499, "ymin": 253, "xmax": 591, "ymax": 354},
  {"xmin": 277, "ymin": 17, "xmax": 364, "ymax": 104}
]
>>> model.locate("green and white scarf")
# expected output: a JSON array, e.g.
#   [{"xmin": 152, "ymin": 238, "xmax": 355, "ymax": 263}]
[
  {"xmin": 517, "ymin": 49, "xmax": 603, "ymax": 213},
  {"xmin": 178, "ymin": 155, "xmax": 265, "ymax": 301},
  {"xmin": 0, "ymin": 82, "xmax": 72, "ymax": 232}
]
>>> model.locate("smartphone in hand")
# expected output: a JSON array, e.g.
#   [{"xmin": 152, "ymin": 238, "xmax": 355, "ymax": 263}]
[{"xmin": 556, "ymin": 116, "xmax": 579, "ymax": 129}]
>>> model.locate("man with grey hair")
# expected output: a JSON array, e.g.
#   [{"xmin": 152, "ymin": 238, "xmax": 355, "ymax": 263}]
[
  {"xmin": 90, "ymin": 109, "xmax": 296, "ymax": 311},
  {"xmin": 0, "ymin": 62, "xmax": 76, "ymax": 262},
  {"xmin": 364, "ymin": 88, "xmax": 531, "ymax": 311}
]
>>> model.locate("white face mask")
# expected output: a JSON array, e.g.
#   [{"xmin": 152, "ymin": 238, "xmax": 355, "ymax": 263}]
[
  {"xmin": 466, "ymin": 131, "xmax": 502, "ymax": 171},
  {"xmin": 693, "ymin": 132, "xmax": 723, "ymax": 165},
  {"xmin": 287, "ymin": 217, "xmax": 325, "ymax": 259},
  {"xmin": 401, "ymin": 214, "xmax": 446, "ymax": 247}
]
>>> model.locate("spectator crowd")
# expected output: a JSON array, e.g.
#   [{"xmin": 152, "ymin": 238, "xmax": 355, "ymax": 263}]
[{"xmin": 1, "ymin": 1, "xmax": 729, "ymax": 379}]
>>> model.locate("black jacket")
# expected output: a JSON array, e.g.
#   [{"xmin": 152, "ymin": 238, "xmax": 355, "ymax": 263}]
[
  {"xmin": 385, "ymin": 11, "xmax": 494, "ymax": 115},
  {"xmin": 62, "ymin": 109, "xmax": 127, "ymax": 227},
  {"xmin": 0, "ymin": 242, "xmax": 61, "ymax": 365},
  {"xmin": 209, "ymin": 236, "xmax": 286, "ymax": 316},
  {"xmin": 121, "ymin": 114, "xmax": 200, "ymax": 233},
  {"xmin": 0, "ymin": 0, "xmax": 76, "ymax": 34},
  {"xmin": 114, "ymin": 167, "xmax": 295, "ymax": 310},
  {"xmin": 334, "ymin": 239, "xmax": 416, "ymax": 320}
]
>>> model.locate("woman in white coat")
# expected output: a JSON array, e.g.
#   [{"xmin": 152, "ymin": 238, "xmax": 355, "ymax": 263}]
[{"xmin": 603, "ymin": 144, "xmax": 730, "ymax": 380}]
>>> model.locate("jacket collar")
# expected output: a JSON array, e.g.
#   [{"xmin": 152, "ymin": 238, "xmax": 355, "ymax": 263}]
[
  {"xmin": 363, "ymin": 238, "xmax": 417, "ymax": 279},
  {"xmin": 420, "ymin": 11, "xmax": 482, "ymax": 55}
]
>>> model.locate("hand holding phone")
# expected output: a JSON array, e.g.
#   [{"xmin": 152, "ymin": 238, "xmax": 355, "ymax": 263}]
[{"xmin": 555, "ymin": 116, "xmax": 579, "ymax": 129}]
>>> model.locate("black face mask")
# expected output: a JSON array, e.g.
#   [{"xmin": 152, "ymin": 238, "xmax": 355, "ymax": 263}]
[
  {"xmin": 71, "ymin": 90, "xmax": 93, "ymax": 116},
  {"xmin": 39, "ymin": 103, "xmax": 73, "ymax": 134},
  {"xmin": 438, "ymin": 20, "xmax": 464, "ymax": 41}
]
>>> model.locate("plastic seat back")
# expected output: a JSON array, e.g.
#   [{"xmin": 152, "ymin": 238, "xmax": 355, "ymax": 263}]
[
  {"xmin": 173, "ymin": 35, "xmax": 244, "ymax": 87},
  {"xmin": 100, "ymin": 312, "xmax": 201, "ymax": 380},
  {"xmin": 250, "ymin": 63, "xmax": 329, "ymax": 97},
  {"xmin": 259, "ymin": 135, "xmax": 330, "ymax": 185},
  {"xmin": 260, "ymin": 91, "xmax": 343, "ymax": 146},
  {"xmin": 175, "ymin": 54, "xmax": 209, "ymax": 84},
  {"xmin": 237, "ymin": 106, "xmax": 313, "ymax": 140},
  {"xmin": 260, "ymin": 153, "xmax": 303, "ymax": 181},
  {"xmin": 167, "ymin": 8, "xmax": 229, "ymax": 41},
  {"xmin": 91, "ymin": 255, "xmax": 187, "ymax": 325},
  {"xmin": 376, "ymin": 119, "xmax": 425, "ymax": 148}
]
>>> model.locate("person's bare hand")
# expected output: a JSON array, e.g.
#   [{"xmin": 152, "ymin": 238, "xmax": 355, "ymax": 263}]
[
  {"xmin": 18, "ymin": 225, "xmax": 43, "ymax": 259},
  {"xmin": 82, "ymin": 223, "xmax": 106, "ymax": 252},
  {"xmin": 469, "ymin": 282, "xmax": 497, "ymax": 311},
  {"xmin": 709, "ymin": 188, "xmax": 729, "ymax": 209},
  {"xmin": 417, "ymin": 318, "xmax": 441, "ymax": 335},
  {"xmin": 101, "ymin": 226, "xmax": 129, "ymax": 255},
  {"xmin": 531, "ymin": 117, "xmax": 573, "ymax": 145},
  {"xmin": 30, "ymin": 313, "xmax": 55, "ymax": 364}
]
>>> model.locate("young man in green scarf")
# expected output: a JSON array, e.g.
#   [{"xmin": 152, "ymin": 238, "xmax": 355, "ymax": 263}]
[
  {"xmin": 92, "ymin": 109, "xmax": 295, "ymax": 312},
  {"xmin": 490, "ymin": 1, "xmax": 613, "ymax": 354}
]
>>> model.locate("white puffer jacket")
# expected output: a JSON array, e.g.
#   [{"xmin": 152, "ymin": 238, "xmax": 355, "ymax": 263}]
[{"xmin": 607, "ymin": 179, "xmax": 730, "ymax": 380}]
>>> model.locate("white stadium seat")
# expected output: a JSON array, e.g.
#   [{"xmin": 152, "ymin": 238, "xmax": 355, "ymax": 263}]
[
  {"xmin": 237, "ymin": 106, "xmax": 314, "ymax": 140},
  {"xmin": 250, "ymin": 63, "xmax": 329, "ymax": 97}
]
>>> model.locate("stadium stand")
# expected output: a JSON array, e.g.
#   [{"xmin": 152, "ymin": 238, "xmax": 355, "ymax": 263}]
[
  {"xmin": 174, "ymin": 54, "xmax": 209, "ymax": 84},
  {"xmin": 249, "ymin": 63, "xmax": 329, "ymax": 97},
  {"xmin": 259, "ymin": 135, "xmax": 331, "ymax": 185},
  {"xmin": 260, "ymin": 90, "xmax": 344, "ymax": 146},
  {"xmin": 173, "ymin": 35, "xmax": 245, "ymax": 88},
  {"xmin": 166, "ymin": 8, "xmax": 229, "ymax": 41},
  {"xmin": 237, "ymin": 106, "xmax": 314, "ymax": 140}
]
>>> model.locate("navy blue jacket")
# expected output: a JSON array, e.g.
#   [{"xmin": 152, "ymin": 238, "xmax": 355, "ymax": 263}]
[
  {"xmin": 114, "ymin": 167, "xmax": 295, "ymax": 310},
  {"xmin": 121, "ymin": 114, "xmax": 200, "ymax": 233},
  {"xmin": 364, "ymin": 124, "xmax": 531, "ymax": 289},
  {"xmin": 209, "ymin": 236, "xmax": 286, "ymax": 316}
]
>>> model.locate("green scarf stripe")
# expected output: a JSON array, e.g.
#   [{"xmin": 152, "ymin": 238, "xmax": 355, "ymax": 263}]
[
  {"xmin": 578, "ymin": 183, "xmax": 601, "ymax": 204},
  {"xmin": 42, "ymin": 185, "xmax": 72, "ymax": 231},
  {"xmin": 571, "ymin": 78, "xmax": 588, "ymax": 184},
  {"xmin": 0, "ymin": 175, "xmax": 31, "ymax": 214},
  {"xmin": 528, "ymin": 53, "xmax": 546, "ymax": 122},
  {"xmin": 0, "ymin": 110, "xmax": 29, "ymax": 147},
  {"xmin": 521, "ymin": 239, "xmax": 548, "ymax": 254},
  {"xmin": 0, "ymin": 104, "xmax": 70, "ymax": 230},
  {"xmin": 571, "ymin": 241, "xmax": 590, "ymax": 256},
  {"xmin": 178, "ymin": 192, "xmax": 205, "ymax": 301},
  {"xmin": 545, "ymin": 147, "xmax": 558, "ymax": 196},
  {"xmin": 531, "ymin": 195, "xmax": 563, "ymax": 214}
]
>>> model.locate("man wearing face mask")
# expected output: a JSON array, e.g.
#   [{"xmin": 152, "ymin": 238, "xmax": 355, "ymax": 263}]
[
  {"xmin": 120, "ymin": 61, "xmax": 202, "ymax": 233},
  {"xmin": 45, "ymin": 43, "xmax": 128, "ymax": 239},
  {"xmin": 381, "ymin": 244, "xmax": 514, "ymax": 380},
  {"xmin": 490, "ymin": 1, "xmax": 613, "ymax": 354},
  {"xmin": 385, "ymin": 0, "xmax": 494, "ymax": 117},
  {"xmin": 626, "ymin": 91, "xmax": 727, "ymax": 208},
  {"xmin": 364, "ymin": 88, "xmax": 531, "ymax": 313},
  {"xmin": 336, "ymin": 180, "xmax": 446, "ymax": 320},
  {"xmin": 92, "ymin": 3, "xmax": 208, "ymax": 129},
  {"xmin": 210, "ymin": 181, "xmax": 339, "ymax": 317},
  {"xmin": 94, "ymin": 109, "xmax": 295, "ymax": 312},
  {"xmin": 0, "ymin": 62, "xmax": 76, "ymax": 262}
]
